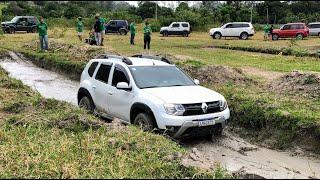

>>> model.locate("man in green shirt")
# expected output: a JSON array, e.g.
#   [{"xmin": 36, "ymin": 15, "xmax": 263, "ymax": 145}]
[
  {"xmin": 36, "ymin": 16, "xmax": 48, "ymax": 51},
  {"xmin": 130, "ymin": 21, "xmax": 136, "ymax": 45},
  {"xmin": 76, "ymin": 17, "xmax": 84, "ymax": 42},
  {"xmin": 99, "ymin": 16, "xmax": 106, "ymax": 46},
  {"xmin": 263, "ymin": 24, "xmax": 270, "ymax": 41},
  {"xmin": 143, "ymin": 22, "xmax": 152, "ymax": 50}
]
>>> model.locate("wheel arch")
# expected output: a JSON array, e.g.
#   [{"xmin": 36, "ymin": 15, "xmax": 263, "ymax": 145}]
[
  {"xmin": 77, "ymin": 87, "xmax": 94, "ymax": 106},
  {"xmin": 130, "ymin": 102, "xmax": 158, "ymax": 128}
]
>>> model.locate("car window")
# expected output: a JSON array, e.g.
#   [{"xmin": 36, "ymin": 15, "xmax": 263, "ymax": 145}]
[
  {"xmin": 297, "ymin": 24, "xmax": 305, "ymax": 29},
  {"xmin": 109, "ymin": 21, "xmax": 116, "ymax": 26},
  {"xmin": 282, "ymin": 25, "xmax": 291, "ymax": 30},
  {"xmin": 88, "ymin": 62, "xmax": 99, "ymax": 77},
  {"xmin": 310, "ymin": 24, "xmax": 320, "ymax": 28},
  {"xmin": 95, "ymin": 64, "xmax": 112, "ymax": 84},
  {"xmin": 182, "ymin": 23, "xmax": 189, "ymax": 27},
  {"xmin": 241, "ymin": 24, "xmax": 250, "ymax": 28},
  {"xmin": 112, "ymin": 65, "xmax": 129, "ymax": 86},
  {"xmin": 232, "ymin": 24, "xmax": 243, "ymax": 28},
  {"xmin": 17, "ymin": 18, "xmax": 27, "ymax": 24},
  {"xmin": 28, "ymin": 18, "xmax": 37, "ymax": 24},
  {"xmin": 172, "ymin": 23, "xmax": 180, "ymax": 28},
  {"xmin": 225, "ymin": 24, "xmax": 233, "ymax": 28}
]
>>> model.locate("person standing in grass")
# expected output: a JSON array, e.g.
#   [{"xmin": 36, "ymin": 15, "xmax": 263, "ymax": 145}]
[
  {"xmin": 143, "ymin": 22, "xmax": 152, "ymax": 51},
  {"xmin": 94, "ymin": 14, "xmax": 102, "ymax": 46},
  {"xmin": 269, "ymin": 24, "xmax": 274, "ymax": 41},
  {"xmin": 263, "ymin": 24, "xmax": 269, "ymax": 41},
  {"xmin": 37, "ymin": 16, "xmax": 48, "ymax": 52},
  {"xmin": 130, "ymin": 21, "xmax": 136, "ymax": 45},
  {"xmin": 99, "ymin": 16, "xmax": 106, "ymax": 46},
  {"xmin": 76, "ymin": 17, "xmax": 84, "ymax": 42}
]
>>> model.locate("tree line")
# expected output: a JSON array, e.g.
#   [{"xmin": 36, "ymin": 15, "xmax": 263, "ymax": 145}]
[{"xmin": 1, "ymin": 1, "xmax": 320, "ymax": 31}]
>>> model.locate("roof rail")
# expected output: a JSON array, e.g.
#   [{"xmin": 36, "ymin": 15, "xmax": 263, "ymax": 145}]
[
  {"xmin": 96, "ymin": 54, "xmax": 133, "ymax": 65},
  {"xmin": 131, "ymin": 54, "xmax": 172, "ymax": 64}
]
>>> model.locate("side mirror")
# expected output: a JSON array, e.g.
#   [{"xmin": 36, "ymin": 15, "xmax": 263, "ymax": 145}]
[
  {"xmin": 194, "ymin": 79, "xmax": 200, "ymax": 85},
  {"xmin": 116, "ymin": 82, "xmax": 131, "ymax": 91}
]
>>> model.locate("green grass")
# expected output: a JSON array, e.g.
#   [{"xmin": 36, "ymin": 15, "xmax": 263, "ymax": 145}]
[{"xmin": 0, "ymin": 66, "xmax": 229, "ymax": 178}]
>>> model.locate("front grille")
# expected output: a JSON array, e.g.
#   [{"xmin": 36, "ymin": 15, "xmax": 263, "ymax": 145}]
[{"xmin": 182, "ymin": 101, "xmax": 221, "ymax": 116}]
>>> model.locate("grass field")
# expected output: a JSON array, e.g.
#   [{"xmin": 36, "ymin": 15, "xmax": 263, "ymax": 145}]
[{"xmin": 0, "ymin": 26, "xmax": 319, "ymax": 152}]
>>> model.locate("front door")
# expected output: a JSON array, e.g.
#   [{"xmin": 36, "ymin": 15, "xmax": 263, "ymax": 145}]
[
  {"xmin": 16, "ymin": 18, "xmax": 28, "ymax": 31},
  {"xmin": 92, "ymin": 63, "xmax": 113, "ymax": 113},
  {"xmin": 107, "ymin": 64, "xmax": 133, "ymax": 122},
  {"xmin": 222, "ymin": 23, "xmax": 233, "ymax": 36}
]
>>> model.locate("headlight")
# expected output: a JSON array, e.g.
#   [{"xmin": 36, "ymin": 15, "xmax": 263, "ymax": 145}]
[
  {"xmin": 164, "ymin": 104, "xmax": 185, "ymax": 116},
  {"xmin": 220, "ymin": 100, "xmax": 228, "ymax": 111}
]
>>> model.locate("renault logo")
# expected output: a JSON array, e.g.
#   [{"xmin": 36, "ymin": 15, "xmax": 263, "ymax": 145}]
[{"xmin": 201, "ymin": 103, "xmax": 208, "ymax": 113}]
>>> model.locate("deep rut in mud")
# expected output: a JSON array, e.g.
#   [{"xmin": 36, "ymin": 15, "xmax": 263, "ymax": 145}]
[{"xmin": 1, "ymin": 52, "xmax": 320, "ymax": 179}]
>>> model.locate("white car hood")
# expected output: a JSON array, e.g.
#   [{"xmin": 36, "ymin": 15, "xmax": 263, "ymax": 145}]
[
  {"xmin": 210, "ymin": 28, "xmax": 222, "ymax": 34},
  {"xmin": 160, "ymin": 27, "xmax": 169, "ymax": 31},
  {"xmin": 142, "ymin": 86, "xmax": 224, "ymax": 104}
]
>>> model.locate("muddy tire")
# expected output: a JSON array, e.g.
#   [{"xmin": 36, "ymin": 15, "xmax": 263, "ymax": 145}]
[
  {"xmin": 119, "ymin": 29, "xmax": 126, "ymax": 35},
  {"xmin": 134, "ymin": 113, "xmax": 156, "ymax": 132},
  {"xmin": 296, "ymin": 33, "xmax": 303, "ymax": 40},
  {"xmin": 79, "ymin": 96, "xmax": 95, "ymax": 113},
  {"xmin": 205, "ymin": 125, "xmax": 223, "ymax": 141},
  {"xmin": 213, "ymin": 32, "xmax": 222, "ymax": 39}
]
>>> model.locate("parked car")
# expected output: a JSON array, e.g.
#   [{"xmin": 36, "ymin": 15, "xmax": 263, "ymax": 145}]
[
  {"xmin": 105, "ymin": 20, "xmax": 129, "ymax": 35},
  {"xmin": 272, "ymin": 23, "xmax": 309, "ymax": 40},
  {"xmin": 209, "ymin": 22, "xmax": 255, "ymax": 40},
  {"xmin": 1, "ymin": 16, "xmax": 38, "ymax": 34},
  {"xmin": 77, "ymin": 54, "xmax": 230, "ymax": 139},
  {"xmin": 307, "ymin": 22, "xmax": 320, "ymax": 37},
  {"xmin": 160, "ymin": 22, "xmax": 191, "ymax": 37}
]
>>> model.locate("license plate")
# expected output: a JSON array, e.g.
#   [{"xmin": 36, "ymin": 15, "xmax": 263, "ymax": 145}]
[{"xmin": 198, "ymin": 119, "xmax": 216, "ymax": 127}]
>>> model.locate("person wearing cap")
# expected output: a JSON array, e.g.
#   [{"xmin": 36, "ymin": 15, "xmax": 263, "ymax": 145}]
[
  {"xmin": 36, "ymin": 16, "xmax": 48, "ymax": 51},
  {"xmin": 76, "ymin": 17, "xmax": 84, "ymax": 42},
  {"xmin": 143, "ymin": 21, "xmax": 152, "ymax": 50},
  {"xmin": 94, "ymin": 14, "xmax": 102, "ymax": 46}
]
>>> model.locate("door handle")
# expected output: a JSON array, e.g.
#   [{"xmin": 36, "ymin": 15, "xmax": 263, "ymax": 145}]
[
  {"xmin": 108, "ymin": 91, "xmax": 113, "ymax": 95},
  {"xmin": 92, "ymin": 85, "xmax": 97, "ymax": 89}
]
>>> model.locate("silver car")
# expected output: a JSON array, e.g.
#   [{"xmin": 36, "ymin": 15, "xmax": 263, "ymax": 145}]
[{"xmin": 308, "ymin": 22, "xmax": 320, "ymax": 36}]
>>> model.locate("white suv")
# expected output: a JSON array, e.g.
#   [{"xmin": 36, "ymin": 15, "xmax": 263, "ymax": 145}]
[
  {"xmin": 77, "ymin": 54, "xmax": 230, "ymax": 138},
  {"xmin": 160, "ymin": 22, "xmax": 191, "ymax": 37},
  {"xmin": 209, "ymin": 22, "xmax": 255, "ymax": 40}
]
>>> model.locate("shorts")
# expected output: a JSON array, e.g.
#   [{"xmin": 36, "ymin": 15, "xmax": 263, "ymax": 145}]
[
  {"xmin": 100, "ymin": 30, "xmax": 105, "ymax": 38},
  {"xmin": 77, "ymin": 32, "xmax": 83, "ymax": 36}
]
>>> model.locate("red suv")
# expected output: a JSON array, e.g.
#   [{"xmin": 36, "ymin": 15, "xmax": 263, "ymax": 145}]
[{"xmin": 272, "ymin": 23, "xmax": 309, "ymax": 40}]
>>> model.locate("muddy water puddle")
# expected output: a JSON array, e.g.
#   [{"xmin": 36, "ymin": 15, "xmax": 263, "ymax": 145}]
[
  {"xmin": 1, "ymin": 52, "xmax": 320, "ymax": 179},
  {"xmin": 0, "ymin": 52, "xmax": 79, "ymax": 105}
]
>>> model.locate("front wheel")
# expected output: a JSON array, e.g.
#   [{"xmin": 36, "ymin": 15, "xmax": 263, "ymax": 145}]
[
  {"xmin": 134, "ymin": 113, "xmax": 156, "ymax": 132},
  {"xmin": 163, "ymin": 31, "xmax": 168, "ymax": 37},
  {"xmin": 9, "ymin": 27, "xmax": 15, "ymax": 34},
  {"xmin": 272, "ymin": 34, "xmax": 279, "ymax": 40},
  {"xmin": 213, "ymin": 32, "xmax": 222, "ymax": 39},
  {"xmin": 79, "ymin": 96, "xmax": 95, "ymax": 113},
  {"xmin": 296, "ymin": 33, "xmax": 303, "ymax": 40},
  {"xmin": 205, "ymin": 125, "xmax": 223, "ymax": 141},
  {"xmin": 183, "ymin": 31, "xmax": 189, "ymax": 37}
]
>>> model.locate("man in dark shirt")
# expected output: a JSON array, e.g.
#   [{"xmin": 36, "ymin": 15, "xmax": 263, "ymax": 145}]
[{"xmin": 94, "ymin": 14, "xmax": 102, "ymax": 46}]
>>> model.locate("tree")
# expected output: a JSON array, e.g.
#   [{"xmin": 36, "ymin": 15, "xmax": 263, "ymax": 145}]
[
  {"xmin": 176, "ymin": 2, "xmax": 190, "ymax": 12},
  {"xmin": 63, "ymin": 3, "xmax": 85, "ymax": 19}
]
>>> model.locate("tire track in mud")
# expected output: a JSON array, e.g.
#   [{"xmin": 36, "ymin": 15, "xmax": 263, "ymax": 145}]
[{"xmin": 1, "ymin": 52, "xmax": 320, "ymax": 179}]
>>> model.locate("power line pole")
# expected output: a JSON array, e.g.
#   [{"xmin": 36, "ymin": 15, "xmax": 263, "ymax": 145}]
[
  {"xmin": 250, "ymin": 3, "xmax": 253, "ymax": 23},
  {"xmin": 266, "ymin": 6, "xmax": 269, "ymax": 24},
  {"xmin": 155, "ymin": 1, "xmax": 158, "ymax": 20}
]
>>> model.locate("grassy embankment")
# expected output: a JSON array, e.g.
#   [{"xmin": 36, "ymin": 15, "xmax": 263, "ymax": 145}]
[
  {"xmin": 0, "ymin": 50, "xmax": 229, "ymax": 178},
  {"xmin": 0, "ymin": 27, "xmax": 319, "ymax": 151}
]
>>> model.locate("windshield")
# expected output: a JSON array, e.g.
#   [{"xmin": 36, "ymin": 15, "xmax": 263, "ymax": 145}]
[
  {"xmin": 129, "ymin": 66, "xmax": 195, "ymax": 89},
  {"xmin": 10, "ymin": 17, "xmax": 19, "ymax": 23}
]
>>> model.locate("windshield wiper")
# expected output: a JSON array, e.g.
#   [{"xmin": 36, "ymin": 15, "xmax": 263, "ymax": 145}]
[
  {"xmin": 170, "ymin": 84, "xmax": 185, "ymax": 87},
  {"xmin": 141, "ymin": 86, "xmax": 160, "ymax": 89}
]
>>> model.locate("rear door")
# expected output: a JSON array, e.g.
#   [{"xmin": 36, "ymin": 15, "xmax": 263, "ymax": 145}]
[
  {"xmin": 107, "ymin": 64, "xmax": 133, "ymax": 121},
  {"xmin": 231, "ymin": 23, "xmax": 243, "ymax": 36},
  {"xmin": 92, "ymin": 62, "xmax": 113, "ymax": 113},
  {"xmin": 106, "ymin": 21, "xmax": 117, "ymax": 32}
]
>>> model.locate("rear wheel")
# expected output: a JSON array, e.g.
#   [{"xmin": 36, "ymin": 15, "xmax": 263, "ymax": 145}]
[
  {"xmin": 240, "ymin": 32, "xmax": 248, "ymax": 40},
  {"xmin": 183, "ymin": 31, "xmax": 189, "ymax": 37},
  {"xmin": 31, "ymin": 27, "xmax": 36, "ymax": 33},
  {"xmin": 296, "ymin": 33, "xmax": 303, "ymax": 40},
  {"xmin": 272, "ymin": 34, "xmax": 279, "ymax": 40},
  {"xmin": 318, "ymin": 32, "xmax": 320, "ymax": 37},
  {"xmin": 134, "ymin": 113, "xmax": 156, "ymax": 132},
  {"xmin": 119, "ymin": 29, "xmax": 126, "ymax": 35},
  {"xmin": 79, "ymin": 96, "xmax": 95, "ymax": 113},
  {"xmin": 213, "ymin": 32, "xmax": 222, "ymax": 39}
]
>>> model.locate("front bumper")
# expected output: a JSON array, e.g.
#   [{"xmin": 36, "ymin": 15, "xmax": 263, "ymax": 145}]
[{"xmin": 156, "ymin": 107, "xmax": 230, "ymax": 138}]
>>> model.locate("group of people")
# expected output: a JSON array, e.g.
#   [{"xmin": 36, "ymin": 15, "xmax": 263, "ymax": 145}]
[
  {"xmin": 263, "ymin": 24, "xmax": 274, "ymax": 41},
  {"xmin": 76, "ymin": 14, "xmax": 153, "ymax": 50}
]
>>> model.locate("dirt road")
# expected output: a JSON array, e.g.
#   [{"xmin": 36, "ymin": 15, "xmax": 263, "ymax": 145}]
[{"xmin": 1, "ymin": 52, "xmax": 319, "ymax": 179}]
